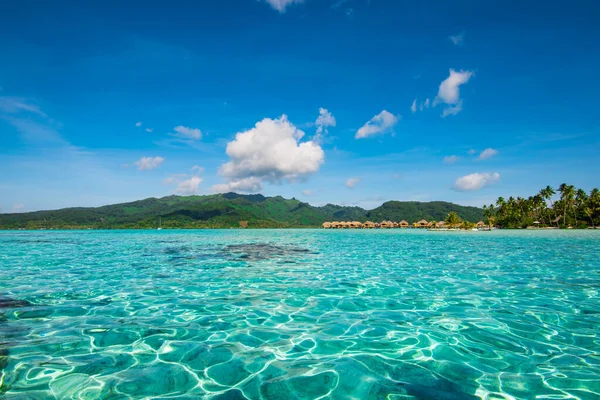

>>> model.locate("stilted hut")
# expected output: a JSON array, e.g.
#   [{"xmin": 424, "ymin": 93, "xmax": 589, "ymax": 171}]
[
  {"xmin": 322, "ymin": 222, "xmax": 332, "ymax": 229},
  {"xmin": 436, "ymin": 221, "xmax": 446, "ymax": 228},
  {"xmin": 380, "ymin": 221, "xmax": 394, "ymax": 229},
  {"xmin": 351, "ymin": 221, "xmax": 363, "ymax": 229},
  {"xmin": 476, "ymin": 221, "xmax": 485, "ymax": 228},
  {"xmin": 414, "ymin": 219, "xmax": 428, "ymax": 228},
  {"xmin": 331, "ymin": 221, "xmax": 341, "ymax": 229},
  {"xmin": 399, "ymin": 220, "xmax": 409, "ymax": 228},
  {"xmin": 363, "ymin": 221, "xmax": 376, "ymax": 229}
]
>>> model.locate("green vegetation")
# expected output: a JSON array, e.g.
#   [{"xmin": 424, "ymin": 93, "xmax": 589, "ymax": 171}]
[
  {"xmin": 445, "ymin": 211, "xmax": 462, "ymax": 228},
  {"xmin": 0, "ymin": 193, "xmax": 484, "ymax": 230},
  {"xmin": 484, "ymin": 184, "xmax": 600, "ymax": 229}
]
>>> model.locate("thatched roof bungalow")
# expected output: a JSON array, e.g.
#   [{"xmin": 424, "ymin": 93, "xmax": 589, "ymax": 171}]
[
  {"xmin": 476, "ymin": 221, "xmax": 485, "ymax": 228},
  {"xmin": 399, "ymin": 220, "xmax": 409, "ymax": 228},
  {"xmin": 380, "ymin": 220, "xmax": 394, "ymax": 229},
  {"xmin": 435, "ymin": 221, "xmax": 446, "ymax": 228},
  {"xmin": 331, "ymin": 221, "xmax": 341, "ymax": 229},
  {"xmin": 322, "ymin": 222, "xmax": 332, "ymax": 229},
  {"xmin": 363, "ymin": 221, "xmax": 376, "ymax": 229},
  {"xmin": 414, "ymin": 219, "xmax": 428, "ymax": 228}
]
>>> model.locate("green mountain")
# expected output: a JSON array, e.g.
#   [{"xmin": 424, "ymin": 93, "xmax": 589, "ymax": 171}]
[{"xmin": 0, "ymin": 193, "xmax": 484, "ymax": 229}]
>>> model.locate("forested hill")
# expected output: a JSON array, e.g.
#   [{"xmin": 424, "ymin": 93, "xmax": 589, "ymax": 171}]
[{"xmin": 0, "ymin": 193, "xmax": 484, "ymax": 229}]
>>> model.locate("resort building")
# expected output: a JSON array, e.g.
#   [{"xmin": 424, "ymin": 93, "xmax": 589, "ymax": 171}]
[
  {"xmin": 476, "ymin": 221, "xmax": 485, "ymax": 228},
  {"xmin": 399, "ymin": 220, "xmax": 409, "ymax": 228},
  {"xmin": 435, "ymin": 221, "xmax": 446, "ymax": 228},
  {"xmin": 414, "ymin": 219, "xmax": 428, "ymax": 228},
  {"xmin": 322, "ymin": 222, "xmax": 332, "ymax": 229}
]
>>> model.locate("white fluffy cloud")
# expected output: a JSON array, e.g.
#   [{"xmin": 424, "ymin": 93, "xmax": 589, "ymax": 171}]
[
  {"xmin": 443, "ymin": 155, "xmax": 460, "ymax": 164},
  {"xmin": 345, "ymin": 177, "xmax": 361, "ymax": 189},
  {"xmin": 410, "ymin": 99, "xmax": 417, "ymax": 113},
  {"xmin": 454, "ymin": 172, "xmax": 500, "ymax": 191},
  {"xmin": 355, "ymin": 110, "xmax": 399, "ymax": 139},
  {"xmin": 314, "ymin": 107, "xmax": 336, "ymax": 143},
  {"xmin": 213, "ymin": 115, "xmax": 324, "ymax": 193},
  {"xmin": 478, "ymin": 148, "xmax": 498, "ymax": 160},
  {"xmin": 176, "ymin": 176, "xmax": 203, "ymax": 195},
  {"xmin": 135, "ymin": 121, "xmax": 142, "ymax": 127},
  {"xmin": 145, "ymin": 128, "xmax": 153, "ymax": 133},
  {"xmin": 174, "ymin": 125, "xmax": 202, "ymax": 140},
  {"xmin": 264, "ymin": 0, "xmax": 303, "ymax": 12},
  {"xmin": 135, "ymin": 156, "xmax": 164, "ymax": 171},
  {"xmin": 449, "ymin": 32, "xmax": 465, "ymax": 46},
  {"xmin": 436, "ymin": 69, "xmax": 473, "ymax": 117}
]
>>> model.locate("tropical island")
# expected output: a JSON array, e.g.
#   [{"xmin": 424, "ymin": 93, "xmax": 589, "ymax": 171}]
[{"xmin": 1, "ymin": 184, "xmax": 598, "ymax": 230}]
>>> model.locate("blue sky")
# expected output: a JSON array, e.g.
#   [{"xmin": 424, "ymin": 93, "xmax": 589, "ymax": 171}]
[{"xmin": 1, "ymin": 0, "xmax": 599, "ymax": 212}]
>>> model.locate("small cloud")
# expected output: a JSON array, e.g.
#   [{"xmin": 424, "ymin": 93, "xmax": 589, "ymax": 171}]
[
  {"xmin": 468, "ymin": 149, "xmax": 477, "ymax": 155},
  {"xmin": 135, "ymin": 121, "xmax": 142, "ymax": 127},
  {"xmin": 0, "ymin": 97, "xmax": 46, "ymax": 117},
  {"xmin": 478, "ymin": 148, "xmax": 498, "ymax": 160},
  {"xmin": 302, "ymin": 189, "xmax": 313, "ymax": 196},
  {"xmin": 435, "ymin": 69, "xmax": 473, "ymax": 117},
  {"xmin": 191, "ymin": 165, "xmax": 204, "ymax": 174},
  {"xmin": 173, "ymin": 125, "xmax": 202, "ymax": 140},
  {"xmin": 314, "ymin": 107, "xmax": 336, "ymax": 143},
  {"xmin": 135, "ymin": 156, "xmax": 164, "ymax": 171},
  {"xmin": 213, "ymin": 177, "xmax": 263, "ymax": 193},
  {"xmin": 454, "ymin": 172, "xmax": 500, "ymax": 191},
  {"xmin": 449, "ymin": 32, "xmax": 465, "ymax": 46},
  {"xmin": 443, "ymin": 155, "xmax": 460, "ymax": 164},
  {"xmin": 263, "ymin": 0, "xmax": 304, "ymax": 13},
  {"xmin": 412, "ymin": 98, "xmax": 430, "ymax": 113},
  {"xmin": 145, "ymin": 128, "xmax": 153, "ymax": 133},
  {"xmin": 345, "ymin": 177, "xmax": 361, "ymax": 189},
  {"xmin": 176, "ymin": 176, "xmax": 203, "ymax": 195},
  {"xmin": 163, "ymin": 173, "xmax": 187, "ymax": 185},
  {"xmin": 355, "ymin": 110, "xmax": 399, "ymax": 139}
]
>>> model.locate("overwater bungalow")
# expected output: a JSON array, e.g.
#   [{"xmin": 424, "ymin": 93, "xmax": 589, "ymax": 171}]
[
  {"xmin": 414, "ymin": 219, "xmax": 428, "ymax": 228},
  {"xmin": 351, "ymin": 221, "xmax": 363, "ymax": 229},
  {"xmin": 322, "ymin": 222, "xmax": 332, "ymax": 229},
  {"xmin": 399, "ymin": 220, "xmax": 409, "ymax": 228},
  {"xmin": 331, "ymin": 221, "xmax": 341, "ymax": 229},
  {"xmin": 380, "ymin": 220, "xmax": 394, "ymax": 229},
  {"xmin": 435, "ymin": 221, "xmax": 446, "ymax": 228},
  {"xmin": 476, "ymin": 221, "xmax": 485, "ymax": 228},
  {"xmin": 392, "ymin": 222, "xmax": 399, "ymax": 228},
  {"xmin": 363, "ymin": 221, "xmax": 376, "ymax": 229}
]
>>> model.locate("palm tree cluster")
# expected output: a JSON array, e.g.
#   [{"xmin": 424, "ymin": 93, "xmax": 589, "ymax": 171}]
[{"xmin": 483, "ymin": 184, "xmax": 600, "ymax": 228}]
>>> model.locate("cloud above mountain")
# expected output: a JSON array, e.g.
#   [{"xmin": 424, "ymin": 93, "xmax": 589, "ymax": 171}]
[{"xmin": 213, "ymin": 115, "xmax": 324, "ymax": 193}]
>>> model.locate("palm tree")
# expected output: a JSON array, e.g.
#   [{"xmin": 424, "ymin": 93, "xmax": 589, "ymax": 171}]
[
  {"xmin": 540, "ymin": 186, "xmax": 557, "ymax": 227},
  {"xmin": 574, "ymin": 189, "xmax": 588, "ymax": 227},
  {"xmin": 558, "ymin": 183, "xmax": 575, "ymax": 227},
  {"xmin": 445, "ymin": 212, "xmax": 462, "ymax": 228}
]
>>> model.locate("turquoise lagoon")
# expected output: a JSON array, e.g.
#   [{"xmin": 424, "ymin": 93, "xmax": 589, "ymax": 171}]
[{"xmin": 0, "ymin": 229, "xmax": 599, "ymax": 399}]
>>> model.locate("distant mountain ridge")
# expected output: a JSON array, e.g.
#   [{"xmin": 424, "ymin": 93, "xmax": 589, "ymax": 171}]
[{"xmin": 0, "ymin": 193, "xmax": 484, "ymax": 229}]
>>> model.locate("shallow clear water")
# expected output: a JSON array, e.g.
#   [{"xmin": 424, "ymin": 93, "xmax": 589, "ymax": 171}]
[{"xmin": 0, "ymin": 229, "xmax": 599, "ymax": 399}]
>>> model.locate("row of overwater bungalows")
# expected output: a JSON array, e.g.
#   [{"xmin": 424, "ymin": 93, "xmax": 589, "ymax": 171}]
[{"xmin": 322, "ymin": 220, "xmax": 486, "ymax": 229}]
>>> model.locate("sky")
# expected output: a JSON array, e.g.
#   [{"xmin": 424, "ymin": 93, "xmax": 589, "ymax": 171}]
[{"xmin": 1, "ymin": 0, "xmax": 599, "ymax": 213}]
